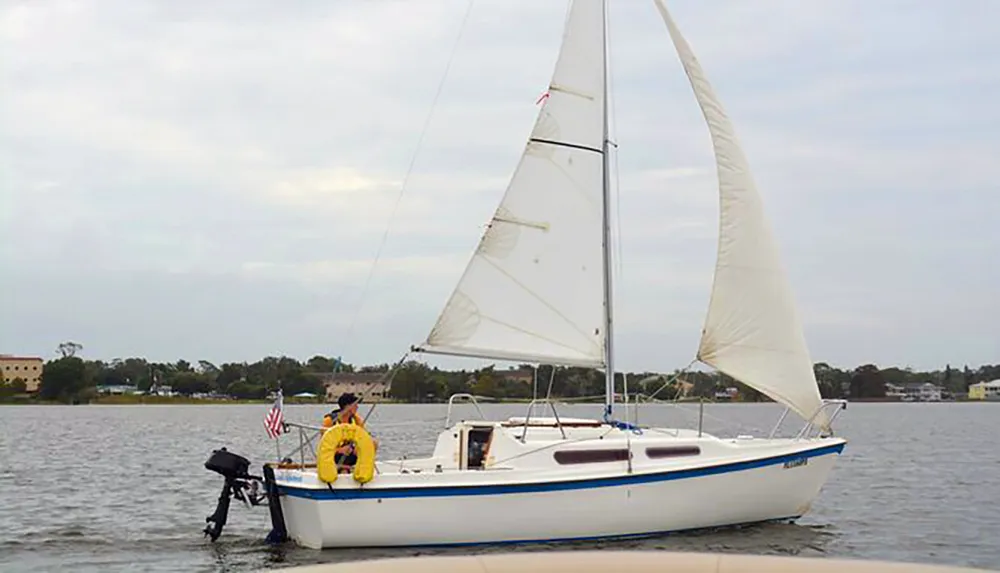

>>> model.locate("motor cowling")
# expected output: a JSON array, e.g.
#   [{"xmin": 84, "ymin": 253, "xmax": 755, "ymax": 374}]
[{"xmin": 205, "ymin": 448, "xmax": 251, "ymax": 480}]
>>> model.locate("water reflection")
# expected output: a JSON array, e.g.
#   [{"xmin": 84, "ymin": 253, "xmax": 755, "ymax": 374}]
[{"xmin": 1, "ymin": 403, "xmax": 998, "ymax": 572}]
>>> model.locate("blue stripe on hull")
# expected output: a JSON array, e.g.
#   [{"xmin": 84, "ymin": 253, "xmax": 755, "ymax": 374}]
[
  {"xmin": 313, "ymin": 514, "xmax": 805, "ymax": 549},
  {"xmin": 279, "ymin": 441, "xmax": 844, "ymax": 501}
]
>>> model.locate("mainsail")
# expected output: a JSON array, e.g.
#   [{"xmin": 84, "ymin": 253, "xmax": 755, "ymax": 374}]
[
  {"xmin": 653, "ymin": 0, "xmax": 829, "ymax": 428},
  {"xmin": 413, "ymin": 0, "xmax": 608, "ymax": 368}
]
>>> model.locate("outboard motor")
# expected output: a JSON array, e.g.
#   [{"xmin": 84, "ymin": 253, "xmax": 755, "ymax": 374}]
[{"xmin": 202, "ymin": 447, "xmax": 267, "ymax": 542}]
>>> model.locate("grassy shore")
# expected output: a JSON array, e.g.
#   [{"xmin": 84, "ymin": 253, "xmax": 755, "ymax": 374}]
[
  {"xmin": 1, "ymin": 395, "xmax": 986, "ymax": 406},
  {"xmin": 92, "ymin": 395, "xmax": 272, "ymax": 405},
  {"xmin": 1, "ymin": 395, "xmax": 296, "ymax": 405}
]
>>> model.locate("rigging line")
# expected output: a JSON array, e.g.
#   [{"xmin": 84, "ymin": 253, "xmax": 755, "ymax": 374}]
[
  {"xmin": 544, "ymin": 365, "xmax": 557, "ymax": 401},
  {"xmin": 641, "ymin": 359, "xmax": 697, "ymax": 403},
  {"xmin": 338, "ymin": 0, "xmax": 476, "ymax": 356},
  {"xmin": 612, "ymin": 136, "xmax": 623, "ymax": 280},
  {"xmin": 362, "ymin": 351, "xmax": 411, "ymax": 424},
  {"xmin": 608, "ymin": 0, "xmax": 624, "ymax": 283},
  {"xmin": 645, "ymin": 398, "xmax": 770, "ymax": 437},
  {"xmin": 532, "ymin": 365, "xmax": 538, "ymax": 403}
]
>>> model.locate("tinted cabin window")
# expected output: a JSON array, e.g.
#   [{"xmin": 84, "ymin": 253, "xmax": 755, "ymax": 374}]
[
  {"xmin": 645, "ymin": 446, "xmax": 701, "ymax": 459},
  {"xmin": 554, "ymin": 449, "xmax": 629, "ymax": 465}
]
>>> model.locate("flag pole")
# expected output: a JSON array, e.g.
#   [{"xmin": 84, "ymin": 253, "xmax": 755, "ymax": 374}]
[
  {"xmin": 275, "ymin": 425, "xmax": 281, "ymax": 463},
  {"xmin": 273, "ymin": 387, "xmax": 283, "ymax": 462},
  {"xmin": 274, "ymin": 380, "xmax": 285, "ymax": 464}
]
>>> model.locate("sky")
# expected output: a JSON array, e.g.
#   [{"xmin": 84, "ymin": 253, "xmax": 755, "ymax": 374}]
[{"xmin": 1, "ymin": 0, "xmax": 997, "ymax": 373}]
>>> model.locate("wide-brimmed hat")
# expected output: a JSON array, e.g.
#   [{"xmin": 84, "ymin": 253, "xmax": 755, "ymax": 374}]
[{"xmin": 337, "ymin": 392, "xmax": 361, "ymax": 410}]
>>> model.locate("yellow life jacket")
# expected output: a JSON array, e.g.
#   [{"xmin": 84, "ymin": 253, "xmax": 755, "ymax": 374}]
[{"xmin": 322, "ymin": 411, "xmax": 364, "ymax": 428}]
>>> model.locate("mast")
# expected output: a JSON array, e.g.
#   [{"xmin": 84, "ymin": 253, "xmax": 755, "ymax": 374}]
[{"xmin": 600, "ymin": 0, "xmax": 615, "ymax": 420}]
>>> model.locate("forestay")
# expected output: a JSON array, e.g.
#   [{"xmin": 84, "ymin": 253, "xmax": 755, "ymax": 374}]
[
  {"xmin": 414, "ymin": 0, "xmax": 608, "ymax": 368},
  {"xmin": 653, "ymin": 0, "xmax": 829, "ymax": 429}
]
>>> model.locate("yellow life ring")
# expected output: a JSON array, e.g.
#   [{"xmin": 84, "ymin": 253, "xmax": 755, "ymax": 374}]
[{"xmin": 317, "ymin": 422, "xmax": 375, "ymax": 484}]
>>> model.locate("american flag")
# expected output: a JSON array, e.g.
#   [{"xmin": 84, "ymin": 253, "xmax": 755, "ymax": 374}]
[{"xmin": 264, "ymin": 389, "xmax": 285, "ymax": 439}]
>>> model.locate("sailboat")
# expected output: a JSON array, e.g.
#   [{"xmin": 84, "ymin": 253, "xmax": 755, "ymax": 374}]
[{"xmin": 267, "ymin": 0, "xmax": 848, "ymax": 550}]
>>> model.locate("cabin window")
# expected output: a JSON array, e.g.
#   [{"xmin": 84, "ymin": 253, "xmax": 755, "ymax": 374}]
[
  {"xmin": 553, "ymin": 449, "xmax": 629, "ymax": 465},
  {"xmin": 645, "ymin": 446, "xmax": 701, "ymax": 459}
]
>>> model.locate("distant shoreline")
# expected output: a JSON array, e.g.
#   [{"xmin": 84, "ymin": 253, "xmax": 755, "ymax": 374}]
[{"xmin": 1, "ymin": 396, "xmax": 992, "ymax": 406}]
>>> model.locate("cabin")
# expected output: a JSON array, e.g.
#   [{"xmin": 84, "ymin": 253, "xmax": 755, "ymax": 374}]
[{"xmin": 399, "ymin": 416, "xmax": 708, "ymax": 476}]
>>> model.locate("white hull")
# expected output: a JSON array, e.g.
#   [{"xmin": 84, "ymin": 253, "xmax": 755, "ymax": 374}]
[{"xmin": 273, "ymin": 420, "xmax": 845, "ymax": 549}]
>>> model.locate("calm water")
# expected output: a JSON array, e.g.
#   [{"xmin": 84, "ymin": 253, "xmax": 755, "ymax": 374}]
[{"xmin": 1, "ymin": 402, "xmax": 997, "ymax": 572}]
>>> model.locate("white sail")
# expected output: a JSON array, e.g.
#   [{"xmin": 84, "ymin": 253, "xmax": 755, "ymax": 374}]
[
  {"xmin": 653, "ymin": 0, "xmax": 829, "ymax": 429},
  {"xmin": 413, "ymin": 0, "xmax": 608, "ymax": 368}
]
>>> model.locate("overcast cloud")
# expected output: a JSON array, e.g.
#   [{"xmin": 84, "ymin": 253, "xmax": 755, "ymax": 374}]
[{"xmin": 1, "ymin": 0, "xmax": 997, "ymax": 372}]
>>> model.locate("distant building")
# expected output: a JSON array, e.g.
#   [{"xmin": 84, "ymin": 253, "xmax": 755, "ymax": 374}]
[
  {"xmin": 149, "ymin": 385, "xmax": 175, "ymax": 397},
  {"xmin": 885, "ymin": 383, "xmax": 906, "ymax": 399},
  {"xmin": 903, "ymin": 382, "xmax": 942, "ymax": 402},
  {"xmin": 499, "ymin": 367, "xmax": 535, "ymax": 385},
  {"xmin": 635, "ymin": 374, "xmax": 691, "ymax": 399},
  {"xmin": 714, "ymin": 387, "xmax": 738, "ymax": 401},
  {"xmin": 673, "ymin": 380, "xmax": 694, "ymax": 398},
  {"xmin": 96, "ymin": 384, "xmax": 140, "ymax": 395},
  {"xmin": 318, "ymin": 372, "xmax": 390, "ymax": 403},
  {"xmin": 969, "ymin": 380, "xmax": 1000, "ymax": 401},
  {"xmin": 0, "ymin": 355, "xmax": 43, "ymax": 392}
]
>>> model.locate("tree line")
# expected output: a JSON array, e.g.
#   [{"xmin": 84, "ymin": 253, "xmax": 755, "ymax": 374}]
[{"xmin": 4, "ymin": 341, "xmax": 997, "ymax": 405}]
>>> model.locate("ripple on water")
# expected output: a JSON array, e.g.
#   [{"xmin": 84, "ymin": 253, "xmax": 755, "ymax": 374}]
[{"xmin": 0, "ymin": 403, "xmax": 998, "ymax": 572}]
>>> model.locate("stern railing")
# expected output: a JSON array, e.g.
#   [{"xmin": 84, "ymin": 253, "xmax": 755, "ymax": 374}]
[
  {"xmin": 768, "ymin": 399, "xmax": 848, "ymax": 440},
  {"xmin": 795, "ymin": 399, "xmax": 848, "ymax": 440},
  {"xmin": 516, "ymin": 398, "xmax": 568, "ymax": 441},
  {"xmin": 275, "ymin": 421, "xmax": 326, "ymax": 469},
  {"xmin": 444, "ymin": 393, "xmax": 493, "ymax": 427}
]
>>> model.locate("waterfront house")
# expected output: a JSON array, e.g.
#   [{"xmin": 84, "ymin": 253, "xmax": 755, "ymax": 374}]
[
  {"xmin": 0, "ymin": 354, "xmax": 43, "ymax": 392},
  {"xmin": 500, "ymin": 367, "xmax": 535, "ymax": 385},
  {"xmin": 96, "ymin": 384, "xmax": 140, "ymax": 395},
  {"xmin": 149, "ymin": 384, "xmax": 175, "ymax": 397},
  {"xmin": 969, "ymin": 379, "xmax": 1000, "ymax": 401},
  {"xmin": 714, "ymin": 387, "xmax": 738, "ymax": 401},
  {"xmin": 319, "ymin": 372, "xmax": 390, "ymax": 403},
  {"xmin": 885, "ymin": 383, "xmax": 906, "ymax": 400},
  {"xmin": 903, "ymin": 382, "xmax": 942, "ymax": 402}
]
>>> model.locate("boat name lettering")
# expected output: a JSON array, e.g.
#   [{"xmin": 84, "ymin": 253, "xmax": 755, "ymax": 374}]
[
  {"xmin": 782, "ymin": 457, "xmax": 808, "ymax": 469},
  {"xmin": 277, "ymin": 470, "xmax": 303, "ymax": 482}
]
